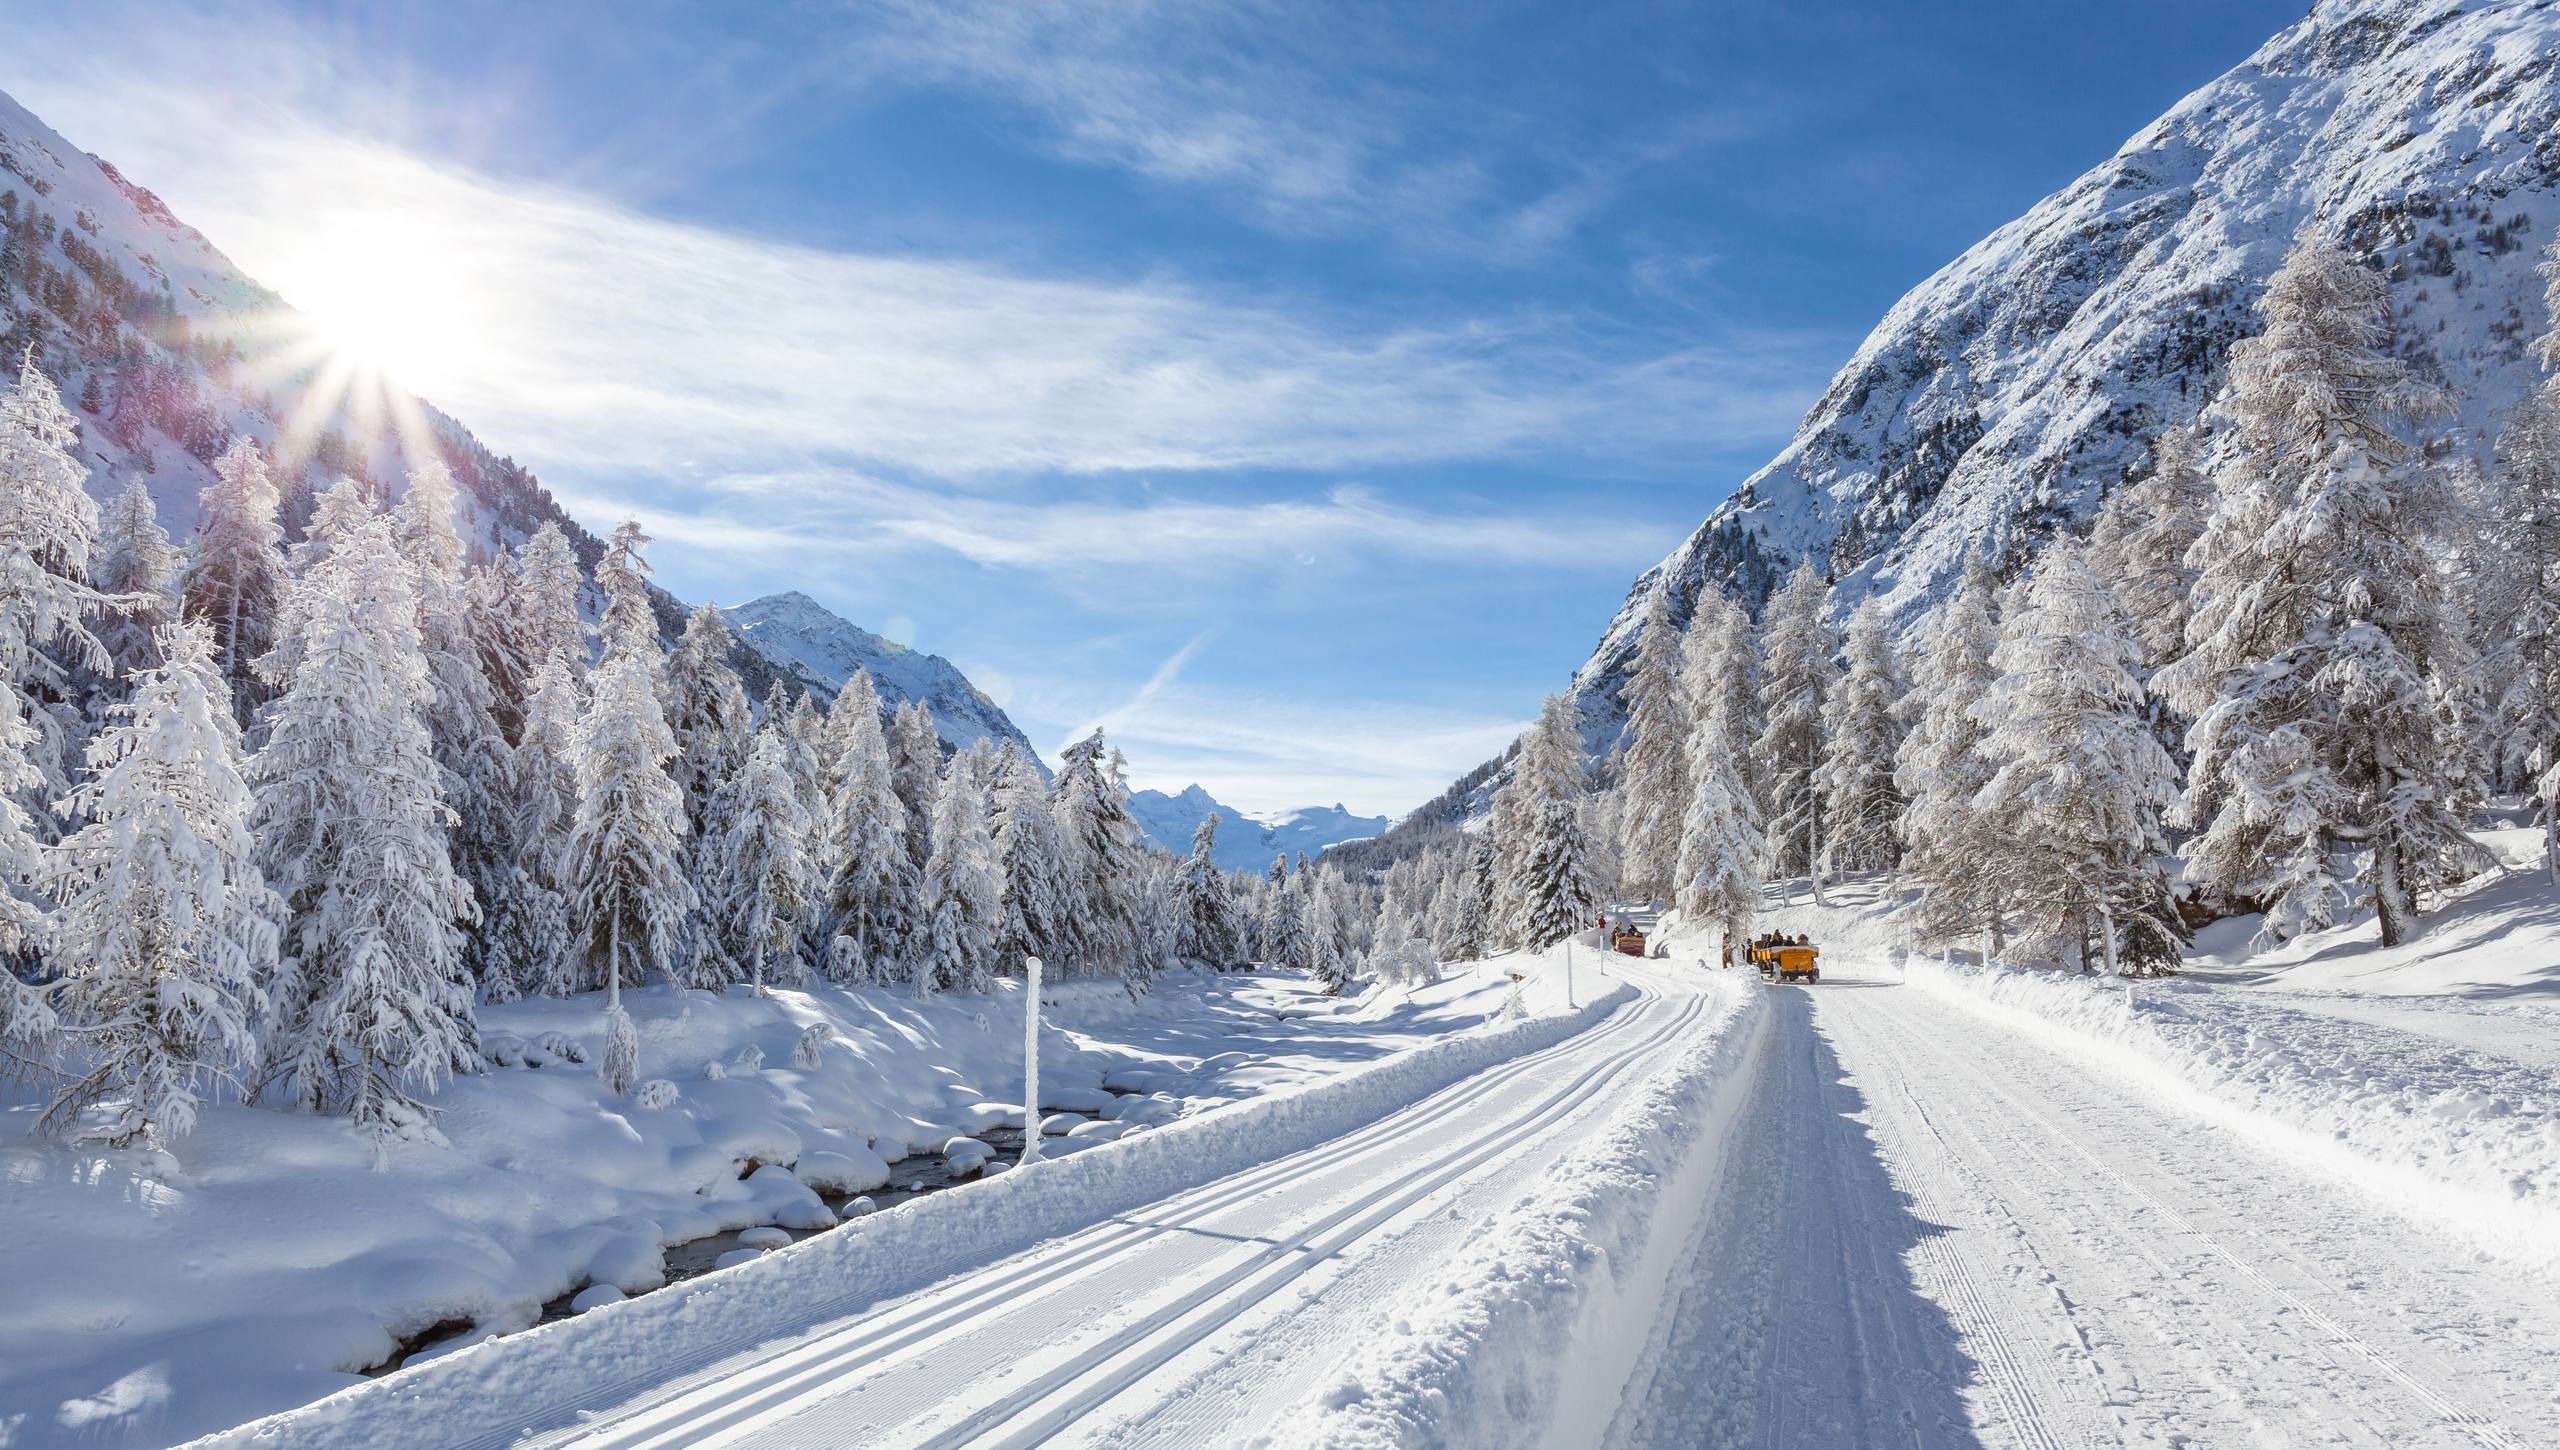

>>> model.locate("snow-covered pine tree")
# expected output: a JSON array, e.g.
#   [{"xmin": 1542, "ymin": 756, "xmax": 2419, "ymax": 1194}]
[
  {"xmin": 1973, "ymin": 544, "xmax": 2184, "ymax": 974},
  {"xmin": 1051, "ymin": 732, "xmax": 1143, "ymax": 976},
  {"xmin": 1128, "ymin": 853, "xmax": 1181, "ymax": 998},
  {"xmin": 1613, "ymin": 589, "xmax": 1690, "ymax": 905},
  {"xmin": 90, "ymin": 474, "xmax": 180, "ymax": 687},
  {"xmin": 40, "ymin": 620, "xmax": 278, "ymax": 1145},
  {"xmin": 889, "ymin": 701, "xmax": 942, "ymax": 873},
  {"xmin": 918, "ymin": 753, "xmax": 1001, "ymax": 995},
  {"xmin": 1305, "ymin": 870, "xmax": 1354, "ymax": 994},
  {"xmin": 1816, "ymin": 600, "xmax": 1906, "ymax": 874},
  {"xmin": 1753, "ymin": 562, "xmax": 1832, "ymax": 901},
  {"xmin": 251, "ymin": 509, "xmax": 478, "ymax": 1134},
  {"xmin": 0, "ymin": 675, "xmax": 51, "ymax": 1063},
  {"xmin": 1175, "ymin": 814, "xmax": 1243, "ymax": 968},
  {"xmin": 2486, "ymin": 239, "xmax": 2560, "ymax": 878},
  {"xmin": 508, "ymin": 522, "xmax": 587, "ymax": 682},
  {"xmin": 1492, "ymin": 693, "xmax": 1599, "ymax": 949},
  {"xmin": 0, "ymin": 352, "xmax": 114, "ymax": 798},
  {"xmin": 482, "ymin": 650, "xmax": 581, "ymax": 1000},
  {"xmin": 394, "ymin": 459, "xmax": 507, "ymax": 991},
  {"xmin": 2088, "ymin": 421, "xmax": 2213, "ymax": 681},
  {"xmin": 564, "ymin": 522, "xmax": 695, "ymax": 1092},
  {"xmin": 1675, "ymin": 587, "xmax": 1761, "ymax": 933},
  {"xmin": 989, "ymin": 741, "xmax": 1069, "ymax": 977},
  {"xmin": 700, "ymin": 727, "xmax": 815, "ymax": 995},
  {"xmin": 1368, "ymin": 895, "xmax": 1437, "ymax": 991},
  {"xmin": 1450, "ymin": 839, "xmax": 1495, "ymax": 961},
  {"xmin": 663, "ymin": 604, "xmax": 752, "ymax": 842},
  {"xmin": 2158, "ymin": 235, "xmax": 2483, "ymax": 946},
  {"xmin": 1897, "ymin": 553, "xmax": 2010, "ymax": 956},
  {"xmin": 183, "ymin": 438, "xmax": 287, "ymax": 728},
  {"xmin": 815, "ymin": 669, "xmax": 919, "ymax": 984}
]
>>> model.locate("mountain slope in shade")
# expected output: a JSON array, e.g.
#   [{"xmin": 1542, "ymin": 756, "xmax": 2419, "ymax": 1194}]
[
  {"xmin": 1565, "ymin": 0, "xmax": 2560, "ymax": 743},
  {"xmin": 725, "ymin": 591, "xmax": 1037, "ymax": 759},
  {"xmin": 1127, "ymin": 784, "xmax": 1388, "ymax": 872}
]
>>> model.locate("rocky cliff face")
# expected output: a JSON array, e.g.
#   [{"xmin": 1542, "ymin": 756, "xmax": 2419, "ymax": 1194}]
[{"xmin": 1565, "ymin": 0, "xmax": 2560, "ymax": 743}]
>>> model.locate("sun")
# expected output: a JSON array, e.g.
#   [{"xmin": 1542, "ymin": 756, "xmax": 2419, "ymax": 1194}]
[{"xmin": 270, "ymin": 213, "xmax": 476, "ymax": 391}]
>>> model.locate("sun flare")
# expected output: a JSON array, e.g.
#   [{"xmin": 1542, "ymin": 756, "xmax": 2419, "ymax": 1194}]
[{"xmin": 269, "ymin": 213, "xmax": 476, "ymax": 391}]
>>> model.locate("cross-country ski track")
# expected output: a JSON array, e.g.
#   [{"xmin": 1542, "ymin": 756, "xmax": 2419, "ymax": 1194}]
[{"xmin": 197, "ymin": 944, "xmax": 2558, "ymax": 1449}]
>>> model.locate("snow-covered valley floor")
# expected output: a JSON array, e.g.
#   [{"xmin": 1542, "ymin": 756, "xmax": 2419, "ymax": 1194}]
[{"xmin": 15, "ymin": 884, "xmax": 2556, "ymax": 1449}]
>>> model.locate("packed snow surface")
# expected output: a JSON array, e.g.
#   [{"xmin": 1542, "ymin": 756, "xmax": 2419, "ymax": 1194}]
[{"xmin": 0, "ymin": 960, "xmax": 1570, "ymax": 1447}]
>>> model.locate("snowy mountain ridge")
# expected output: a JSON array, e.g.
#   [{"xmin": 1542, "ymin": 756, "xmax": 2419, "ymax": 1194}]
[
  {"xmin": 0, "ymin": 90, "xmax": 1035, "ymax": 747},
  {"xmin": 1564, "ymin": 0, "xmax": 2560, "ymax": 744},
  {"xmin": 724, "ymin": 591, "xmax": 1038, "ymax": 759},
  {"xmin": 1125, "ymin": 784, "xmax": 1389, "ymax": 873}
]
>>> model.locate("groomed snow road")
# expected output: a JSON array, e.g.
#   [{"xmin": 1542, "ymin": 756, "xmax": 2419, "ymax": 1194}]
[
  {"xmin": 198, "ymin": 955, "xmax": 1727, "ymax": 1450},
  {"xmin": 1613, "ymin": 953, "xmax": 2560, "ymax": 1449},
  {"xmin": 559, "ymin": 959, "xmax": 1711, "ymax": 1450}
]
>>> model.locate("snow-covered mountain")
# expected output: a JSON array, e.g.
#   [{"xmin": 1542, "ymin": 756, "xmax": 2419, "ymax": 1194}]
[
  {"xmin": 726, "ymin": 591, "xmax": 1037, "ymax": 758},
  {"xmin": 1566, "ymin": 0, "xmax": 2560, "ymax": 742},
  {"xmin": 0, "ymin": 88, "xmax": 603, "ymax": 590},
  {"xmin": 1126, "ymin": 784, "xmax": 1388, "ymax": 872}
]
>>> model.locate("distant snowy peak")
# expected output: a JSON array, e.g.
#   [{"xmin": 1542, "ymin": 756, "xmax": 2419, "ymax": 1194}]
[
  {"xmin": 726, "ymin": 591, "xmax": 1037, "ymax": 760},
  {"xmin": 1127, "ymin": 785, "xmax": 1388, "ymax": 872},
  {"xmin": 1568, "ymin": 0, "xmax": 2560, "ymax": 740}
]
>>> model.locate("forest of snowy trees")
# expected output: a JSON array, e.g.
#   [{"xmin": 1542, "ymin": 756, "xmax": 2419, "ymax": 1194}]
[
  {"xmin": 1467, "ymin": 231, "xmax": 2560, "ymax": 980},
  {"xmin": 0, "ymin": 352, "xmax": 1318, "ymax": 1149}
]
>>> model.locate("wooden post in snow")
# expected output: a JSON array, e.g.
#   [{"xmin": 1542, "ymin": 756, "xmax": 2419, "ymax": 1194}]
[{"xmin": 1021, "ymin": 955, "xmax": 1044, "ymax": 1166}]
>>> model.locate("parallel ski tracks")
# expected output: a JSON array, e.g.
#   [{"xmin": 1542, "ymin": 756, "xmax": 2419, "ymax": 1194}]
[{"xmin": 570, "ymin": 964, "xmax": 1713, "ymax": 1448}]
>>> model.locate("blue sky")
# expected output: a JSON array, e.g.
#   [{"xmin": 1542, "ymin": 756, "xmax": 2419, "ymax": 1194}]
[{"xmin": 10, "ymin": 0, "xmax": 2302, "ymax": 815}]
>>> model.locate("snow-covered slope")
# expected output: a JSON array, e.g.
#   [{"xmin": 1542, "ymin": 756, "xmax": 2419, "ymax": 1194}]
[
  {"xmin": 1567, "ymin": 0, "xmax": 2560, "ymax": 741},
  {"xmin": 725, "ymin": 591, "xmax": 1037, "ymax": 758},
  {"xmin": 1127, "ymin": 784, "xmax": 1389, "ymax": 872},
  {"xmin": 0, "ymin": 88, "xmax": 603, "ymax": 584}
]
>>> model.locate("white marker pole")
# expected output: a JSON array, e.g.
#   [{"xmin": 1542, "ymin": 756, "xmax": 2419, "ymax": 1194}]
[
  {"xmin": 1565, "ymin": 935, "xmax": 1575, "ymax": 1010},
  {"xmin": 1021, "ymin": 955, "xmax": 1044, "ymax": 1166}
]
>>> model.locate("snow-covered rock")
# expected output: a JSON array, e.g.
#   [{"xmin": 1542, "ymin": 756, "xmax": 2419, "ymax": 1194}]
[
  {"xmin": 726, "ymin": 591, "xmax": 1037, "ymax": 759},
  {"xmin": 710, "ymin": 1248, "xmax": 765, "ymax": 1271},
  {"xmin": 734, "ymin": 1227, "xmax": 792, "ymax": 1251},
  {"xmin": 792, "ymin": 1147, "xmax": 891, "ymax": 1195},
  {"xmin": 1038, "ymin": 1113, "xmax": 1084, "ymax": 1137},
  {"xmin": 567, "ymin": 1284, "xmax": 625, "ymax": 1314}
]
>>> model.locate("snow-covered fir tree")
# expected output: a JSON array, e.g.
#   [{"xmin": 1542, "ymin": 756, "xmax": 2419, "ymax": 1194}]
[
  {"xmin": 564, "ymin": 522, "xmax": 695, "ymax": 1091},
  {"xmin": 1129, "ymin": 853, "xmax": 1182, "ymax": 997},
  {"xmin": 0, "ymin": 674, "xmax": 51, "ymax": 1063},
  {"xmin": 1051, "ymin": 732, "xmax": 1143, "ymax": 976},
  {"xmin": 815, "ymin": 669, "xmax": 918, "ymax": 985},
  {"xmin": 1613, "ymin": 589, "xmax": 1690, "ymax": 904},
  {"xmin": 182, "ymin": 438, "xmax": 286, "ymax": 728},
  {"xmin": 1175, "ymin": 814, "xmax": 1243, "ymax": 968},
  {"xmin": 2486, "ymin": 239, "xmax": 2560, "ymax": 877},
  {"xmin": 40, "ymin": 620, "xmax": 277, "ymax": 1145},
  {"xmin": 1896, "ymin": 554, "xmax": 2010, "ymax": 956},
  {"xmin": 1492, "ymin": 693, "xmax": 1599, "ymax": 948},
  {"xmin": 2088, "ymin": 420, "xmax": 2214, "ymax": 681},
  {"xmin": 1676, "ymin": 587, "xmax": 1762, "ymax": 942},
  {"xmin": 1305, "ymin": 870, "xmax": 1354, "ymax": 994},
  {"xmin": 1753, "ymin": 562, "xmax": 1832, "ymax": 898},
  {"xmin": 90, "ymin": 474, "xmax": 180, "ymax": 687},
  {"xmin": 0, "ymin": 352, "xmax": 113, "ymax": 797},
  {"xmin": 989, "ymin": 741, "xmax": 1069, "ymax": 978},
  {"xmin": 1367, "ymin": 895, "xmax": 1436, "ymax": 991},
  {"xmin": 251, "ymin": 508, "xmax": 478, "ymax": 1134},
  {"xmin": 2159, "ymin": 235, "xmax": 2483, "ymax": 946},
  {"xmin": 888, "ymin": 700, "xmax": 942, "ymax": 873},
  {"xmin": 1974, "ymin": 544, "xmax": 2184, "ymax": 974},
  {"xmin": 918, "ymin": 754, "xmax": 1001, "ymax": 995},
  {"xmin": 1815, "ymin": 599, "xmax": 1905, "ymax": 874},
  {"xmin": 394, "ymin": 459, "xmax": 506, "ymax": 990},
  {"xmin": 1259, "ymin": 857, "xmax": 1305, "ymax": 968},
  {"xmin": 481, "ymin": 650, "xmax": 580, "ymax": 1001},
  {"xmin": 508, "ymin": 522, "xmax": 587, "ymax": 682},
  {"xmin": 662, "ymin": 603, "xmax": 752, "ymax": 842},
  {"xmin": 700, "ymin": 726, "xmax": 814, "ymax": 994}
]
